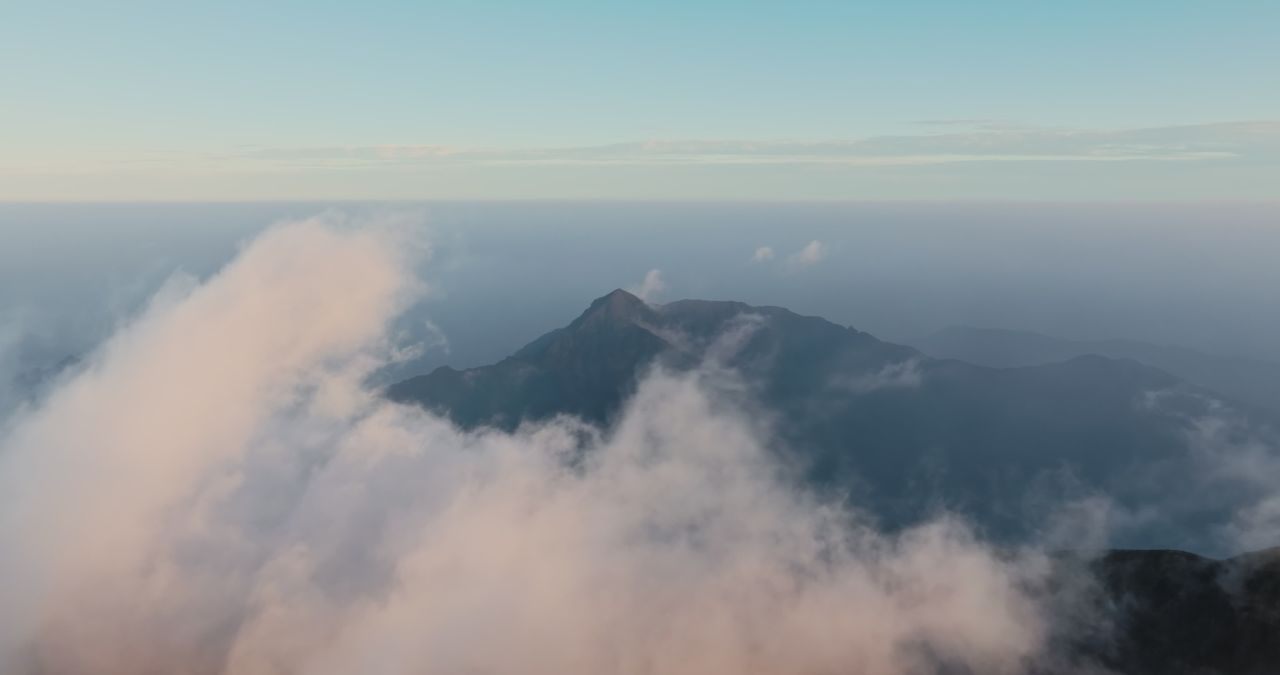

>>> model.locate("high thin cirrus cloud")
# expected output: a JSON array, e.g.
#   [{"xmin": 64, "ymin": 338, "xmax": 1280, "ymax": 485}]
[{"xmin": 1, "ymin": 217, "xmax": 1054, "ymax": 675}]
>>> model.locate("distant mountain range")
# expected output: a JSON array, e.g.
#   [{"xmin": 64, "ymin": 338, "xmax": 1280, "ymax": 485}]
[
  {"xmin": 389, "ymin": 289, "xmax": 1279, "ymax": 550},
  {"xmin": 909, "ymin": 325, "xmax": 1280, "ymax": 414}
]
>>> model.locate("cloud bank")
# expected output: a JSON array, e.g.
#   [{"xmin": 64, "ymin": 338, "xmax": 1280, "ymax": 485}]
[{"xmin": 0, "ymin": 218, "xmax": 1058, "ymax": 675}]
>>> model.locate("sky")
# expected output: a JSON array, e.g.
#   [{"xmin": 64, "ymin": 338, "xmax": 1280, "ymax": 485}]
[{"xmin": 3, "ymin": 1, "xmax": 1278, "ymax": 200}]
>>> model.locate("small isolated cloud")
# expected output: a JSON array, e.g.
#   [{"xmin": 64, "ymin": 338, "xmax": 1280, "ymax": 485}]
[
  {"xmin": 751, "ymin": 246, "xmax": 775, "ymax": 263},
  {"xmin": 787, "ymin": 240, "xmax": 827, "ymax": 268},
  {"xmin": 421, "ymin": 319, "xmax": 451, "ymax": 355},
  {"xmin": 628, "ymin": 269, "xmax": 667, "ymax": 303},
  {"xmin": 831, "ymin": 359, "xmax": 925, "ymax": 394}
]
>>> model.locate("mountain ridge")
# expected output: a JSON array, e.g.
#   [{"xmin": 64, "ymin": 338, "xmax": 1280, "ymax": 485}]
[
  {"xmin": 910, "ymin": 325, "xmax": 1280, "ymax": 413},
  {"xmin": 386, "ymin": 289, "xmax": 1280, "ymax": 673},
  {"xmin": 388, "ymin": 289, "xmax": 1279, "ymax": 551}
]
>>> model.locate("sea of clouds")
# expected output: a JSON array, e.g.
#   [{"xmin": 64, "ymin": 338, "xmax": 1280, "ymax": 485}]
[{"xmin": 0, "ymin": 216, "xmax": 1268, "ymax": 674}]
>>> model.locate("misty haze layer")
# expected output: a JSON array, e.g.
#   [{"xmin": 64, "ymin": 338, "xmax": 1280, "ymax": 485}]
[
  {"xmin": 0, "ymin": 218, "xmax": 1061, "ymax": 675},
  {"xmin": 3, "ymin": 202, "xmax": 1280, "ymax": 395}
]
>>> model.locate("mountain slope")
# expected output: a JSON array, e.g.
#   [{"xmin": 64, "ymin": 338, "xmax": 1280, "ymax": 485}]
[
  {"xmin": 389, "ymin": 290, "xmax": 671, "ymax": 428},
  {"xmin": 910, "ymin": 325, "xmax": 1280, "ymax": 413},
  {"xmin": 389, "ymin": 290, "xmax": 1276, "ymax": 548}
]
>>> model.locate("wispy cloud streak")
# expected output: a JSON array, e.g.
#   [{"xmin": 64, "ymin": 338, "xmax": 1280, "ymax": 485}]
[{"xmin": 235, "ymin": 121, "xmax": 1279, "ymax": 169}]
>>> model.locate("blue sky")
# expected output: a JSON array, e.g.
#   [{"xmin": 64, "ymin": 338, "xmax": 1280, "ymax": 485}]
[{"xmin": 3, "ymin": 1, "xmax": 1278, "ymax": 200}]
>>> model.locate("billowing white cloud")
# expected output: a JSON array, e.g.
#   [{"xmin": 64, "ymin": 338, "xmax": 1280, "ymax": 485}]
[
  {"xmin": 751, "ymin": 246, "xmax": 775, "ymax": 262},
  {"xmin": 0, "ymin": 218, "xmax": 1058, "ymax": 675},
  {"xmin": 787, "ymin": 240, "xmax": 827, "ymax": 267},
  {"xmin": 627, "ymin": 268, "xmax": 667, "ymax": 303}
]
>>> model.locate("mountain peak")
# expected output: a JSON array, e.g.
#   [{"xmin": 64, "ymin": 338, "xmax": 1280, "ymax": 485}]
[
  {"xmin": 571, "ymin": 288, "xmax": 655, "ymax": 328},
  {"xmin": 601, "ymin": 287, "xmax": 645, "ymax": 305}
]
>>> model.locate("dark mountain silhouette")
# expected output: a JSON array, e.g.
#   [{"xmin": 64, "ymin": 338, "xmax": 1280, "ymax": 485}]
[
  {"xmin": 1041, "ymin": 547, "xmax": 1280, "ymax": 675},
  {"xmin": 910, "ymin": 325, "xmax": 1280, "ymax": 414},
  {"xmin": 389, "ymin": 290, "xmax": 1276, "ymax": 547}
]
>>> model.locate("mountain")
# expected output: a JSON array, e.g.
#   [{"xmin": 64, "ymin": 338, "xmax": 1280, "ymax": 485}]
[
  {"xmin": 910, "ymin": 326, "xmax": 1280, "ymax": 414},
  {"xmin": 390, "ymin": 290, "xmax": 674, "ymax": 428},
  {"xmin": 389, "ymin": 290, "xmax": 1278, "ymax": 549},
  {"xmin": 390, "ymin": 289, "xmax": 919, "ymax": 427},
  {"xmin": 389, "ymin": 290, "xmax": 1280, "ymax": 672}
]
